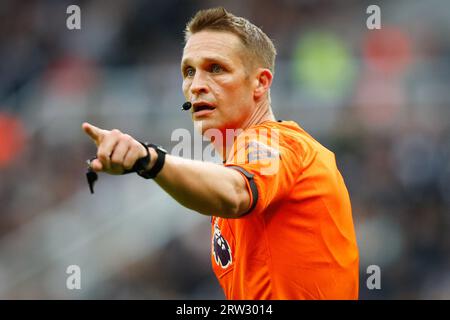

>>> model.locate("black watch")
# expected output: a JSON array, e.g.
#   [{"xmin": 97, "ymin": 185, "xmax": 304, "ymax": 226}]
[{"xmin": 135, "ymin": 142, "xmax": 167, "ymax": 179}]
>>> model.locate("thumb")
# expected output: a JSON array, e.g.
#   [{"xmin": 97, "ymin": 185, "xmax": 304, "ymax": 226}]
[
  {"xmin": 82, "ymin": 122, "xmax": 104, "ymax": 145},
  {"xmin": 89, "ymin": 158, "xmax": 103, "ymax": 172}
]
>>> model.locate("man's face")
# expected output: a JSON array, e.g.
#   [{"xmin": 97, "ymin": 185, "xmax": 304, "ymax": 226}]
[{"xmin": 181, "ymin": 30, "xmax": 256, "ymax": 135}]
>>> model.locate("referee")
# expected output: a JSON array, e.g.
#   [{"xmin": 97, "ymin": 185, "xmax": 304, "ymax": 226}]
[{"xmin": 82, "ymin": 7, "xmax": 359, "ymax": 299}]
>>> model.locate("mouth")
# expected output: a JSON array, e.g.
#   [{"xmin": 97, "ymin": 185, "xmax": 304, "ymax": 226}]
[{"xmin": 192, "ymin": 102, "xmax": 216, "ymax": 117}]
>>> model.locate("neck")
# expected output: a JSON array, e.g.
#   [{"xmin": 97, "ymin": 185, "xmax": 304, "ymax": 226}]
[
  {"xmin": 214, "ymin": 99, "xmax": 276, "ymax": 162},
  {"xmin": 240, "ymin": 99, "xmax": 275, "ymax": 132}
]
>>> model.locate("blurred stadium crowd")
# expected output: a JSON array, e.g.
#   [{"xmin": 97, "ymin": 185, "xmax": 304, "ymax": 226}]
[{"xmin": 0, "ymin": 0, "xmax": 449, "ymax": 299}]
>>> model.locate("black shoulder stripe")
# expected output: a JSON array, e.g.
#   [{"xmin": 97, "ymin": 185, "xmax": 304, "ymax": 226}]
[{"xmin": 227, "ymin": 165, "xmax": 259, "ymax": 216}]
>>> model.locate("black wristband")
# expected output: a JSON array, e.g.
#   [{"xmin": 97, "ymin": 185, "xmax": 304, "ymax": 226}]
[{"xmin": 136, "ymin": 143, "xmax": 167, "ymax": 179}]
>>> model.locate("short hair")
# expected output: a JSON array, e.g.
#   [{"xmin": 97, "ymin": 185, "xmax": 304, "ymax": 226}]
[{"xmin": 184, "ymin": 7, "xmax": 277, "ymax": 74}]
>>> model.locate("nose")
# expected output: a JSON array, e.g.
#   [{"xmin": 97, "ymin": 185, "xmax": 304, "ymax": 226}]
[{"xmin": 190, "ymin": 70, "xmax": 209, "ymax": 97}]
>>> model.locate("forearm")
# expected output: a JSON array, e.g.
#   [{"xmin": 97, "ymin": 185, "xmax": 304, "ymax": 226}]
[
  {"xmin": 81, "ymin": 123, "xmax": 250, "ymax": 217},
  {"xmin": 153, "ymin": 153, "xmax": 250, "ymax": 218}
]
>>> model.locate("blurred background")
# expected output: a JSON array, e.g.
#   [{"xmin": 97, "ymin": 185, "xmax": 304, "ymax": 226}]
[{"xmin": 0, "ymin": 0, "xmax": 449, "ymax": 299}]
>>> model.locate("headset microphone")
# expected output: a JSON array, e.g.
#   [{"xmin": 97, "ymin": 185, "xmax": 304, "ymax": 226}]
[{"xmin": 182, "ymin": 102, "xmax": 192, "ymax": 111}]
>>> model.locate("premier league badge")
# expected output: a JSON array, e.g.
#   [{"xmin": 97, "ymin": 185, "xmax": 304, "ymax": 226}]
[{"xmin": 212, "ymin": 222, "xmax": 232, "ymax": 268}]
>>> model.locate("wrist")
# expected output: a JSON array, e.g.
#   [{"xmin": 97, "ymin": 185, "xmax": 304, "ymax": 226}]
[
  {"xmin": 135, "ymin": 143, "xmax": 167, "ymax": 179},
  {"xmin": 147, "ymin": 146, "xmax": 158, "ymax": 171}
]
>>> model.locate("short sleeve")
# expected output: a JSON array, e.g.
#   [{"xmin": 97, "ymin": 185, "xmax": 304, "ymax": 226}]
[{"xmin": 224, "ymin": 126, "xmax": 303, "ymax": 215}]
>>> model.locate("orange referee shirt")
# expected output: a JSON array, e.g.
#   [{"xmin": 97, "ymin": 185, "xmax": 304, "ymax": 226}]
[{"xmin": 211, "ymin": 120, "xmax": 359, "ymax": 300}]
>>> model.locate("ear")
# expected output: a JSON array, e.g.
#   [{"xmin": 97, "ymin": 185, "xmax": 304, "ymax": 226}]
[{"xmin": 253, "ymin": 68, "xmax": 273, "ymax": 100}]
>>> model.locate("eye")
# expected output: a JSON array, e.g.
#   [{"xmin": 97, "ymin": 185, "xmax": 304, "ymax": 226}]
[
  {"xmin": 211, "ymin": 64, "xmax": 223, "ymax": 74},
  {"xmin": 184, "ymin": 67, "xmax": 195, "ymax": 78}
]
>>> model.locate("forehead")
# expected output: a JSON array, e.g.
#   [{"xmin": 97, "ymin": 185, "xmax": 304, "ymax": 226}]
[{"xmin": 182, "ymin": 30, "xmax": 245, "ymax": 66}]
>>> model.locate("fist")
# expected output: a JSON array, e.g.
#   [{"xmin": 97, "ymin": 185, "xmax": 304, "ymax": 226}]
[{"xmin": 82, "ymin": 122, "xmax": 148, "ymax": 175}]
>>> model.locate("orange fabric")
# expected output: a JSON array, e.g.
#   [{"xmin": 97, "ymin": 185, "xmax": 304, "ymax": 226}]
[{"xmin": 210, "ymin": 120, "xmax": 359, "ymax": 300}]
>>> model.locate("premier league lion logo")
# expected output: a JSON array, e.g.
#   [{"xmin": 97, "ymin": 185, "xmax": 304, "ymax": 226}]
[{"xmin": 212, "ymin": 223, "xmax": 232, "ymax": 268}]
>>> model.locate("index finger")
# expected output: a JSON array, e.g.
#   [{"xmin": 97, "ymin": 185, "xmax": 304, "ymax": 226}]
[{"xmin": 82, "ymin": 122, "xmax": 105, "ymax": 145}]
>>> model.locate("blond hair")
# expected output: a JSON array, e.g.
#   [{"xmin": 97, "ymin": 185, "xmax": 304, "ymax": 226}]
[{"xmin": 184, "ymin": 7, "xmax": 277, "ymax": 73}]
